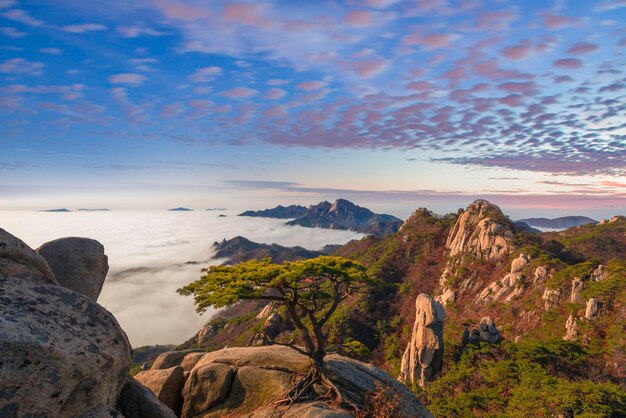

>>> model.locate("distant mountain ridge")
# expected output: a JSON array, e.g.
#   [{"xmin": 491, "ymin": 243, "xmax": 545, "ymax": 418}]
[
  {"xmin": 239, "ymin": 198, "xmax": 402, "ymax": 237},
  {"xmin": 212, "ymin": 236, "xmax": 327, "ymax": 265},
  {"xmin": 239, "ymin": 204, "xmax": 308, "ymax": 218},
  {"xmin": 516, "ymin": 216, "xmax": 598, "ymax": 230}
]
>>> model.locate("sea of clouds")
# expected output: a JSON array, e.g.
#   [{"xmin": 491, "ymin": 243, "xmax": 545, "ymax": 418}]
[{"xmin": 1, "ymin": 210, "xmax": 363, "ymax": 347}]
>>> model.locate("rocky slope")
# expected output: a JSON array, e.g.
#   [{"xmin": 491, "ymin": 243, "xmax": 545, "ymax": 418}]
[{"xmin": 190, "ymin": 201, "xmax": 626, "ymax": 417}]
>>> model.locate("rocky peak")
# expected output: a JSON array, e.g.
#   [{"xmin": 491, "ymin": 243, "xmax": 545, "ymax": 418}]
[{"xmin": 445, "ymin": 199, "xmax": 515, "ymax": 260}]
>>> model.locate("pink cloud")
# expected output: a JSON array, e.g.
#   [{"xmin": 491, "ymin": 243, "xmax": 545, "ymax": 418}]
[
  {"xmin": 352, "ymin": 59, "xmax": 389, "ymax": 78},
  {"xmin": 264, "ymin": 105, "xmax": 287, "ymax": 118},
  {"xmin": 501, "ymin": 40, "xmax": 533, "ymax": 60},
  {"xmin": 476, "ymin": 9, "xmax": 518, "ymax": 30},
  {"xmin": 152, "ymin": 0, "xmax": 211, "ymax": 21},
  {"xmin": 407, "ymin": 81, "xmax": 437, "ymax": 91},
  {"xmin": 0, "ymin": 58, "xmax": 44, "ymax": 76},
  {"xmin": 160, "ymin": 102, "xmax": 184, "ymax": 119},
  {"xmin": 404, "ymin": 30, "xmax": 457, "ymax": 48},
  {"xmin": 541, "ymin": 12, "xmax": 580, "ymax": 29},
  {"xmin": 267, "ymin": 79, "xmax": 289, "ymax": 86},
  {"xmin": 62, "ymin": 23, "xmax": 107, "ymax": 33},
  {"xmin": 221, "ymin": 87, "xmax": 258, "ymax": 98},
  {"xmin": 567, "ymin": 42, "xmax": 599, "ymax": 55},
  {"xmin": 297, "ymin": 81, "xmax": 327, "ymax": 91},
  {"xmin": 365, "ymin": 0, "xmax": 401, "ymax": 8},
  {"xmin": 497, "ymin": 81, "xmax": 537, "ymax": 95},
  {"xmin": 223, "ymin": 2, "xmax": 271, "ymax": 28},
  {"xmin": 108, "ymin": 73, "xmax": 147, "ymax": 86},
  {"xmin": 344, "ymin": 10, "xmax": 375, "ymax": 27},
  {"xmin": 553, "ymin": 58, "xmax": 583, "ymax": 69},
  {"xmin": 264, "ymin": 88, "xmax": 287, "ymax": 100}
]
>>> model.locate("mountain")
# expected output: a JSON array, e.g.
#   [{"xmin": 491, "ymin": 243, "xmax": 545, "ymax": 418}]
[
  {"xmin": 168, "ymin": 207, "xmax": 193, "ymax": 211},
  {"xmin": 77, "ymin": 208, "xmax": 111, "ymax": 211},
  {"xmin": 211, "ymin": 236, "xmax": 325, "ymax": 265},
  {"xmin": 188, "ymin": 200, "xmax": 626, "ymax": 417},
  {"xmin": 238, "ymin": 204, "xmax": 308, "ymax": 218},
  {"xmin": 39, "ymin": 208, "xmax": 71, "ymax": 212},
  {"xmin": 516, "ymin": 216, "xmax": 598, "ymax": 230},
  {"xmin": 286, "ymin": 198, "xmax": 403, "ymax": 237}
]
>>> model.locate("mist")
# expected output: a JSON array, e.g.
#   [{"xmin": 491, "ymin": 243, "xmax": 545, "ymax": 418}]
[{"xmin": 1, "ymin": 210, "xmax": 363, "ymax": 347}]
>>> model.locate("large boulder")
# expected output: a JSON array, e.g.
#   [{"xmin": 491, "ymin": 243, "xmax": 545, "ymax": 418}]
[
  {"xmin": 399, "ymin": 294, "xmax": 444, "ymax": 387},
  {"xmin": 0, "ymin": 228, "xmax": 56, "ymax": 284},
  {"xmin": 585, "ymin": 298, "xmax": 601, "ymax": 320},
  {"xmin": 182, "ymin": 346, "xmax": 432, "ymax": 418},
  {"xmin": 117, "ymin": 377, "xmax": 177, "ymax": 418},
  {"xmin": 37, "ymin": 237, "xmax": 109, "ymax": 301},
  {"xmin": 0, "ymin": 275, "xmax": 131, "ymax": 417},
  {"xmin": 135, "ymin": 366, "xmax": 185, "ymax": 415}
]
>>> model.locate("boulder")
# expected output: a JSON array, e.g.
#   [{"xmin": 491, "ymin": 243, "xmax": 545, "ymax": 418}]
[
  {"xmin": 437, "ymin": 288, "xmax": 456, "ymax": 306},
  {"xmin": 570, "ymin": 278, "xmax": 584, "ymax": 304},
  {"xmin": 37, "ymin": 237, "xmax": 108, "ymax": 300},
  {"xmin": 476, "ymin": 272, "xmax": 523, "ymax": 304},
  {"xmin": 464, "ymin": 317, "xmax": 501, "ymax": 345},
  {"xmin": 117, "ymin": 377, "xmax": 177, "ymax": 418},
  {"xmin": 181, "ymin": 346, "xmax": 432, "ymax": 417},
  {"xmin": 399, "ymin": 294, "xmax": 444, "ymax": 387},
  {"xmin": 152, "ymin": 349, "xmax": 205, "ymax": 370},
  {"xmin": 0, "ymin": 276, "xmax": 131, "ymax": 417},
  {"xmin": 0, "ymin": 228, "xmax": 56, "ymax": 284},
  {"xmin": 585, "ymin": 298, "xmax": 601, "ymax": 320},
  {"xmin": 257, "ymin": 301, "xmax": 276, "ymax": 319},
  {"xmin": 445, "ymin": 200, "xmax": 514, "ymax": 261},
  {"xmin": 180, "ymin": 352, "xmax": 206, "ymax": 372},
  {"xmin": 264, "ymin": 312, "xmax": 282, "ymax": 340},
  {"xmin": 135, "ymin": 366, "xmax": 185, "ymax": 415}
]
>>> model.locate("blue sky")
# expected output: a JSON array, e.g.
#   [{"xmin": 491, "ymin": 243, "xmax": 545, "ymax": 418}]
[{"xmin": 1, "ymin": 0, "xmax": 625, "ymax": 217}]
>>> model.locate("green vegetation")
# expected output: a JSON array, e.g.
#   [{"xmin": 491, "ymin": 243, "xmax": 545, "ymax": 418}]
[
  {"xmin": 547, "ymin": 261, "xmax": 596, "ymax": 289},
  {"xmin": 422, "ymin": 339, "xmax": 626, "ymax": 417},
  {"xmin": 581, "ymin": 258, "xmax": 626, "ymax": 301}
]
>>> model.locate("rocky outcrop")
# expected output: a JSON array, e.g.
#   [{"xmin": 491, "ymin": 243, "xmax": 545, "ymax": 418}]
[
  {"xmin": 0, "ymin": 228, "xmax": 56, "ymax": 284},
  {"xmin": 570, "ymin": 278, "xmax": 584, "ymax": 303},
  {"xmin": 563, "ymin": 314, "xmax": 578, "ymax": 341},
  {"xmin": 534, "ymin": 266, "xmax": 548, "ymax": 282},
  {"xmin": 585, "ymin": 298, "xmax": 601, "ymax": 320},
  {"xmin": 239, "ymin": 204, "xmax": 308, "ymax": 219},
  {"xmin": 399, "ymin": 294, "xmax": 444, "ymax": 387},
  {"xmin": 117, "ymin": 378, "xmax": 177, "ymax": 418},
  {"xmin": 180, "ymin": 352, "xmax": 206, "ymax": 372},
  {"xmin": 445, "ymin": 200, "xmax": 515, "ymax": 261},
  {"xmin": 510, "ymin": 253, "xmax": 530, "ymax": 273},
  {"xmin": 592, "ymin": 265, "xmax": 607, "ymax": 281},
  {"xmin": 179, "ymin": 346, "xmax": 432, "ymax": 418},
  {"xmin": 135, "ymin": 366, "xmax": 185, "ymax": 415},
  {"xmin": 476, "ymin": 254, "xmax": 530, "ymax": 304},
  {"xmin": 543, "ymin": 288, "xmax": 562, "ymax": 310},
  {"xmin": 37, "ymin": 237, "xmax": 109, "ymax": 300},
  {"xmin": 463, "ymin": 317, "xmax": 502, "ymax": 345},
  {"xmin": 0, "ymin": 276, "xmax": 131, "ymax": 417}
]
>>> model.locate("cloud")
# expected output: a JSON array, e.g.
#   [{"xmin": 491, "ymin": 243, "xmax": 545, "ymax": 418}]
[
  {"xmin": 188, "ymin": 66, "xmax": 222, "ymax": 83},
  {"xmin": 553, "ymin": 58, "xmax": 583, "ymax": 69},
  {"xmin": 566, "ymin": 42, "xmax": 599, "ymax": 55},
  {"xmin": 39, "ymin": 47, "xmax": 62, "ymax": 54},
  {"xmin": 221, "ymin": 87, "xmax": 258, "ymax": 98},
  {"xmin": 297, "ymin": 80, "xmax": 327, "ymax": 91},
  {"xmin": 0, "ymin": 58, "xmax": 44, "ymax": 75},
  {"xmin": 344, "ymin": 10, "xmax": 376, "ymax": 27},
  {"xmin": 264, "ymin": 88, "xmax": 287, "ymax": 100},
  {"xmin": 352, "ymin": 58, "xmax": 390, "ymax": 78},
  {"xmin": 2, "ymin": 9, "xmax": 43, "ymax": 26},
  {"xmin": 108, "ymin": 73, "xmax": 147, "ymax": 85},
  {"xmin": 117, "ymin": 24, "xmax": 165, "ymax": 38},
  {"xmin": 62, "ymin": 23, "xmax": 107, "ymax": 33}
]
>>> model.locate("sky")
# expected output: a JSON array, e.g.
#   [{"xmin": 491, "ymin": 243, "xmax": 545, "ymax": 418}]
[{"xmin": 1, "ymin": 0, "xmax": 625, "ymax": 218}]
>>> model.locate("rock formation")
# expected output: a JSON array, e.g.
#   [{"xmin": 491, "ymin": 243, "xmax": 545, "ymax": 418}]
[
  {"xmin": 463, "ymin": 317, "xmax": 502, "ymax": 345},
  {"xmin": 585, "ymin": 298, "xmax": 600, "ymax": 320},
  {"xmin": 570, "ymin": 278, "xmax": 584, "ymax": 303},
  {"xmin": 37, "ymin": 237, "xmax": 109, "ymax": 300},
  {"xmin": 534, "ymin": 265, "xmax": 548, "ymax": 282},
  {"xmin": 151, "ymin": 349, "xmax": 205, "ymax": 370},
  {"xmin": 475, "ymin": 253, "xmax": 530, "ymax": 304},
  {"xmin": 135, "ymin": 366, "xmax": 185, "ymax": 415},
  {"xmin": 542, "ymin": 288, "xmax": 562, "ymax": 310},
  {"xmin": 563, "ymin": 314, "xmax": 578, "ymax": 341},
  {"xmin": 0, "ymin": 227, "xmax": 56, "ymax": 284},
  {"xmin": 445, "ymin": 200, "xmax": 514, "ymax": 260},
  {"xmin": 510, "ymin": 253, "xmax": 530, "ymax": 273},
  {"xmin": 592, "ymin": 265, "xmax": 607, "ymax": 281},
  {"xmin": 399, "ymin": 294, "xmax": 445, "ymax": 387}
]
